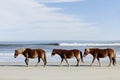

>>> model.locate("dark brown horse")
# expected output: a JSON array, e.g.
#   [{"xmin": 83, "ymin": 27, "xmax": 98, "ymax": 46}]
[
  {"xmin": 51, "ymin": 49, "xmax": 84, "ymax": 66},
  {"xmin": 83, "ymin": 48, "xmax": 116, "ymax": 66},
  {"xmin": 14, "ymin": 48, "xmax": 47, "ymax": 66}
]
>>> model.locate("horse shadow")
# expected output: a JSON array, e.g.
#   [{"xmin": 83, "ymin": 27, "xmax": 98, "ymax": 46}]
[
  {"xmin": 0, "ymin": 63, "xmax": 109, "ymax": 67},
  {"xmin": 0, "ymin": 64, "xmax": 90, "ymax": 67}
]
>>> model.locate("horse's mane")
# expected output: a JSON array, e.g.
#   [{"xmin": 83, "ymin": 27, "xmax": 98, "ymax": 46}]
[{"xmin": 17, "ymin": 48, "xmax": 26, "ymax": 54}]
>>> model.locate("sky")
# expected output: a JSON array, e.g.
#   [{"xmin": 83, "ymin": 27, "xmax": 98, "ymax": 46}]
[{"xmin": 0, "ymin": 0, "xmax": 120, "ymax": 41}]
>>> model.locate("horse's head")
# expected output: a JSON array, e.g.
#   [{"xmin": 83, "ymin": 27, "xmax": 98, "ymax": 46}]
[
  {"xmin": 51, "ymin": 49, "xmax": 57, "ymax": 56},
  {"xmin": 83, "ymin": 48, "xmax": 90, "ymax": 57},
  {"xmin": 51, "ymin": 49, "xmax": 62, "ymax": 56},
  {"xmin": 14, "ymin": 48, "xmax": 26, "ymax": 58},
  {"xmin": 14, "ymin": 50, "xmax": 19, "ymax": 58}
]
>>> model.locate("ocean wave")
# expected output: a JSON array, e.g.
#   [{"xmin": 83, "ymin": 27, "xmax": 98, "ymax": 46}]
[
  {"xmin": 1, "ymin": 42, "xmax": 120, "ymax": 47},
  {"xmin": 0, "ymin": 53, "xmax": 14, "ymax": 57},
  {"xmin": 59, "ymin": 43, "xmax": 120, "ymax": 46}
]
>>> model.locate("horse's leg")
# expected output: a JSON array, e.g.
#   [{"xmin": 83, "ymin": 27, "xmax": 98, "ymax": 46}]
[
  {"xmin": 25, "ymin": 58, "xmax": 29, "ymax": 66},
  {"xmin": 90, "ymin": 57, "xmax": 96, "ymax": 66},
  {"xmin": 76, "ymin": 58, "xmax": 80, "ymax": 67},
  {"xmin": 36, "ymin": 57, "xmax": 40, "ymax": 66},
  {"xmin": 60, "ymin": 58, "xmax": 63, "ymax": 66},
  {"xmin": 112, "ymin": 58, "xmax": 115, "ymax": 66},
  {"xmin": 65, "ymin": 58, "xmax": 69, "ymax": 67},
  {"xmin": 97, "ymin": 58, "xmax": 101, "ymax": 67},
  {"xmin": 108, "ymin": 57, "xmax": 112, "ymax": 67},
  {"xmin": 41, "ymin": 57, "xmax": 46, "ymax": 67},
  {"xmin": 112, "ymin": 54, "xmax": 116, "ymax": 66},
  {"xmin": 112, "ymin": 57, "xmax": 116, "ymax": 66}
]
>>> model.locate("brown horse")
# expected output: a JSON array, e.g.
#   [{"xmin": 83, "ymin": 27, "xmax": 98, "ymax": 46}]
[
  {"xmin": 14, "ymin": 48, "xmax": 47, "ymax": 66},
  {"xmin": 83, "ymin": 48, "xmax": 116, "ymax": 67},
  {"xmin": 51, "ymin": 49, "xmax": 84, "ymax": 66}
]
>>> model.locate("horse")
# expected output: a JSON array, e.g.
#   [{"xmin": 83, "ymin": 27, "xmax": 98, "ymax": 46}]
[
  {"xmin": 14, "ymin": 48, "xmax": 47, "ymax": 66},
  {"xmin": 83, "ymin": 48, "xmax": 116, "ymax": 67},
  {"xmin": 51, "ymin": 49, "xmax": 84, "ymax": 66}
]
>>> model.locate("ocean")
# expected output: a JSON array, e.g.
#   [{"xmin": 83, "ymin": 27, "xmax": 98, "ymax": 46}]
[{"xmin": 0, "ymin": 40, "xmax": 120, "ymax": 63}]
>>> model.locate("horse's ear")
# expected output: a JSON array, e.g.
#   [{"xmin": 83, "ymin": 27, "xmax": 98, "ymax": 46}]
[
  {"xmin": 15, "ymin": 49, "xmax": 18, "ymax": 52},
  {"xmin": 53, "ymin": 49, "xmax": 56, "ymax": 51}
]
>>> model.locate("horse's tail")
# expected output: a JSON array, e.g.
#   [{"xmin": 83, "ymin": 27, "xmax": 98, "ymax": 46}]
[
  {"xmin": 44, "ymin": 51, "xmax": 47, "ymax": 66},
  {"xmin": 112, "ymin": 51, "xmax": 116, "ymax": 65},
  {"xmin": 80, "ymin": 51, "xmax": 84, "ymax": 63}
]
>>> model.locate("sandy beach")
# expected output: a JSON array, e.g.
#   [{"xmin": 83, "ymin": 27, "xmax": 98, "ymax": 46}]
[{"xmin": 0, "ymin": 62, "xmax": 119, "ymax": 80}]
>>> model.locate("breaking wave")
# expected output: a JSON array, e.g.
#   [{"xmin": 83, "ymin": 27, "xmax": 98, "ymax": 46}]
[{"xmin": 59, "ymin": 43, "xmax": 120, "ymax": 46}]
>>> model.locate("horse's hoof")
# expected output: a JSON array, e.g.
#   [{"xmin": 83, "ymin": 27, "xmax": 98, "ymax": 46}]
[
  {"xmin": 90, "ymin": 65, "xmax": 92, "ymax": 67},
  {"xmin": 108, "ymin": 65, "xmax": 111, "ymax": 67},
  {"xmin": 26, "ymin": 65, "xmax": 29, "ymax": 67},
  {"xmin": 76, "ymin": 65, "xmax": 79, "ymax": 67},
  {"xmin": 36, "ymin": 65, "xmax": 38, "ymax": 67},
  {"xmin": 68, "ymin": 65, "xmax": 70, "ymax": 67},
  {"xmin": 99, "ymin": 65, "xmax": 101, "ymax": 67},
  {"xmin": 59, "ymin": 65, "xmax": 62, "ymax": 67},
  {"xmin": 43, "ymin": 65, "xmax": 46, "ymax": 67}
]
